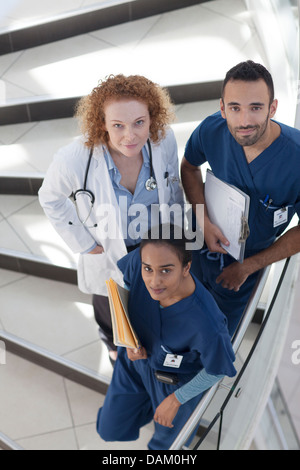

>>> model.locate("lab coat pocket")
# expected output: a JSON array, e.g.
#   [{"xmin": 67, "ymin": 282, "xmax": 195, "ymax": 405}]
[
  {"xmin": 159, "ymin": 165, "xmax": 183, "ymax": 226},
  {"xmin": 162, "ymin": 167, "xmax": 172, "ymax": 202},
  {"xmin": 78, "ymin": 251, "xmax": 122, "ymax": 295},
  {"xmin": 165, "ymin": 164, "xmax": 181, "ymax": 203}
]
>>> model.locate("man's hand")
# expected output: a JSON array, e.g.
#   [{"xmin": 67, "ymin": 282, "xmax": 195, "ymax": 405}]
[
  {"xmin": 180, "ymin": 157, "xmax": 230, "ymax": 254},
  {"xmin": 216, "ymin": 226, "xmax": 300, "ymax": 292},
  {"xmin": 204, "ymin": 219, "xmax": 230, "ymax": 254},
  {"xmin": 154, "ymin": 393, "xmax": 181, "ymax": 428},
  {"xmin": 127, "ymin": 347, "xmax": 148, "ymax": 362},
  {"xmin": 216, "ymin": 261, "xmax": 251, "ymax": 291}
]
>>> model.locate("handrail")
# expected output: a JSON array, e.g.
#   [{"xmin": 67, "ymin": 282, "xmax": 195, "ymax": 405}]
[
  {"xmin": 271, "ymin": 378, "xmax": 300, "ymax": 450},
  {"xmin": 230, "ymin": 265, "xmax": 271, "ymax": 354},
  {"xmin": 191, "ymin": 257, "xmax": 293, "ymax": 450},
  {"xmin": 295, "ymin": 0, "xmax": 300, "ymax": 131},
  {"xmin": 178, "ymin": 255, "xmax": 298, "ymax": 451},
  {"xmin": 0, "ymin": 432, "xmax": 24, "ymax": 451},
  {"xmin": 266, "ymin": 398, "xmax": 289, "ymax": 450},
  {"xmin": 169, "ymin": 265, "xmax": 271, "ymax": 450}
]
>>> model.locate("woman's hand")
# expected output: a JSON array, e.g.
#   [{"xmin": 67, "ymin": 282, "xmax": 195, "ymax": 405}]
[
  {"xmin": 126, "ymin": 347, "xmax": 148, "ymax": 361},
  {"xmin": 88, "ymin": 245, "xmax": 104, "ymax": 254},
  {"xmin": 154, "ymin": 393, "xmax": 181, "ymax": 428}
]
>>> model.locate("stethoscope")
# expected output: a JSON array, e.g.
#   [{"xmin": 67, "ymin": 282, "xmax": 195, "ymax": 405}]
[
  {"xmin": 70, "ymin": 139, "xmax": 157, "ymax": 227},
  {"xmin": 144, "ymin": 139, "xmax": 158, "ymax": 191}
]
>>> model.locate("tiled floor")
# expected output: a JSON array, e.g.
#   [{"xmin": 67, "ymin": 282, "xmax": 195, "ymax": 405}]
[{"xmin": 0, "ymin": 0, "xmax": 299, "ymax": 450}]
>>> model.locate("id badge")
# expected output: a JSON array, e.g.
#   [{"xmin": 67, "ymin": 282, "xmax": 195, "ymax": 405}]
[
  {"xmin": 163, "ymin": 354, "xmax": 183, "ymax": 368},
  {"xmin": 273, "ymin": 207, "xmax": 288, "ymax": 228}
]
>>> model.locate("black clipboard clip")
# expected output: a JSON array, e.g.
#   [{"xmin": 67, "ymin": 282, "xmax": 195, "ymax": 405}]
[{"xmin": 239, "ymin": 216, "xmax": 250, "ymax": 243}]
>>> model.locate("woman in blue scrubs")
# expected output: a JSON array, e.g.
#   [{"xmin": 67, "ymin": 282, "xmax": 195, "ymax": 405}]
[{"xmin": 97, "ymin": 224, "xmax": 236, "ymax": 450}]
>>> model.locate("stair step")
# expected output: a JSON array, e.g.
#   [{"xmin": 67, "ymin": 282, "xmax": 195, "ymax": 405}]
[
  {"xmin": 0, "ymin": 100, "xmax": 219, "ymax": 178},
  {"xmin": 0, "ymin": 0, "xmax": 260, "ymax": 108},
  {"xmin": 0, "ymin": 249, "xmax": 77, "ymax": 284},
  {"xmin": 0, "ymin": 176, "xmax": 44, "ymax": 195},
  {"xmin": 0, "ymin": 0, "xmax": 210, "ymax": 55},
  {"xmin": 0, "ymin": 350, "xmax": 153, "ymax": 450},
  {"xmin": 0, "ymin": 82, "xmax": 222, "ymax": 126},
  {"xmin": 0, "ymin": 330, "xmax": 110, "ymax": 394},
  {"xmin": 0, "ymin": 350, "xmax": 134, "ymax": 450},
  {"xmin": 0, "ymin": 268, "xmax": 112, "ymax": 376},
  {"xmin": 0, "ymin": 193, "xmax": 79, "ymax": 271}
]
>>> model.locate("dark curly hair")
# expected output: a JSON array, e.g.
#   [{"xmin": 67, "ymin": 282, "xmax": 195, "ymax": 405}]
[{"xmin": 75, "ymin": 74, "xmax": 175, "ymax": 148}]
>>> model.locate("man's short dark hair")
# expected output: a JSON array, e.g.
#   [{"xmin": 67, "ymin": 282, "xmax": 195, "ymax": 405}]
[{"xmin": 221, "ymin": 60, "xmax": 275, "ymax": 104}]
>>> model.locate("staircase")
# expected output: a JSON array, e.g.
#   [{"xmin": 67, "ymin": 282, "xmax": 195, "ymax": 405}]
[{"xmin": 0, "ymin": 0, "xmax": 268, "ymax": 450}]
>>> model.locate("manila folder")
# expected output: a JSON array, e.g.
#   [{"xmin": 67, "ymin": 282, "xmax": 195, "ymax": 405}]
[{"xmin": 106, "ymin": 278, "xmax": 140, "ymax": 349}]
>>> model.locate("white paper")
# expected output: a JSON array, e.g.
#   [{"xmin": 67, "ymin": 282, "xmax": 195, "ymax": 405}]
[{"xmin": 205, "ymin": 170, "xmax": 249, "ymax": 262}]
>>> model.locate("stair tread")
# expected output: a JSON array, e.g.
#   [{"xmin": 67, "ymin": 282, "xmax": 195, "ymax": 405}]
[
  {"xmin": 0, "ymin": 100, "xmax": 219, "ymax": 177},
  {"xmin": 0, "ymin": 350, "xmax": 154, "ymax": 450},
  {"xmin": 0, "ymin": 1, "xmax": 260, "ymax": 106}
]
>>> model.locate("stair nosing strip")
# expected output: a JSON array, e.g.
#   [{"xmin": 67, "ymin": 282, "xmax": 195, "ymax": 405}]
[{"xmin": 0, "ymin": 330, "xmax": 110, "ymax": 395}]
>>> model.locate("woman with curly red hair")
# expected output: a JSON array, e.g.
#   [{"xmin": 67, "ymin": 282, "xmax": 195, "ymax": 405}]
[{"xmin": 39, "ymin": 74, "xmax": 184, "ymax": 365}]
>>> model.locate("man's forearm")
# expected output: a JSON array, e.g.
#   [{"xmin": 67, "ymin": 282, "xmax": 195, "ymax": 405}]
[
  {"xmin": 181, "ymin": 157, "xmax": 205, "ymax": 208},
  {"xmin": 181, "ymin": 157, "xmax": 211, "ymax": 226},
  {"xmin": 244, "ymin": 225, "xmax": 300, "ymax": 275}
]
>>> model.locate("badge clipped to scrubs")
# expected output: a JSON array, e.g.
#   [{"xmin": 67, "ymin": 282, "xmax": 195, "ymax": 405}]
[
  {"xmin": 163, "ymin": 354, "xmax": 183, "ymax": 369},
  {"xmin": 273, "ymin": 207, "xmax": 288, "ymax": 228}
]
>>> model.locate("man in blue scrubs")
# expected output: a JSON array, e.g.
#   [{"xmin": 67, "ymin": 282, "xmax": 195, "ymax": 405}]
[{"xmin": 182, "ymin": 61, "xmax": 300, "ymax": 336}]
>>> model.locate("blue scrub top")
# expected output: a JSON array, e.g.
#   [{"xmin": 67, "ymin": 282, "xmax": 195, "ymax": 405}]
[
  {"xmin": 185, "ymin": 112, "xmax": 300, "ymax": 255},
  {"xmin": 117, "ymin": 249, "xmax": 236, "ymax": 379}
]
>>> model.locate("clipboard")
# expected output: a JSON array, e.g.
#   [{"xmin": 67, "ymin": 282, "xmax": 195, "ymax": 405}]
[
  {"xmin": 106, "ymin": 278, "xmax": 140, "ymax": 349},
  {"xmin": 204, "ymin": 169, "xmax": 250, "ymax": 263}
]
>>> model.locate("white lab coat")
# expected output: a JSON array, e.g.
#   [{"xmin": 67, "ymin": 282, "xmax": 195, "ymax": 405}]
[{"xmin": 39, "ymin": 128, "xmax": 184, "ymax": 295}]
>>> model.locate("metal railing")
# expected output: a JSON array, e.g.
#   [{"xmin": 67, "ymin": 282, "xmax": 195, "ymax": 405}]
[
  {"xmin": 171, "ymin": 255, "xmax": 298, "ymax": 450},
  {"xmin": 169, "ymin": 266, "xmax": 271, "ymax": 450},
  {"xmin": 0, "ymin": 432, "xmax": 24, "ymax": 451},
  {"xmin": 265, "ymin": 379, "xmax": 300, "ymax": 450}
]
